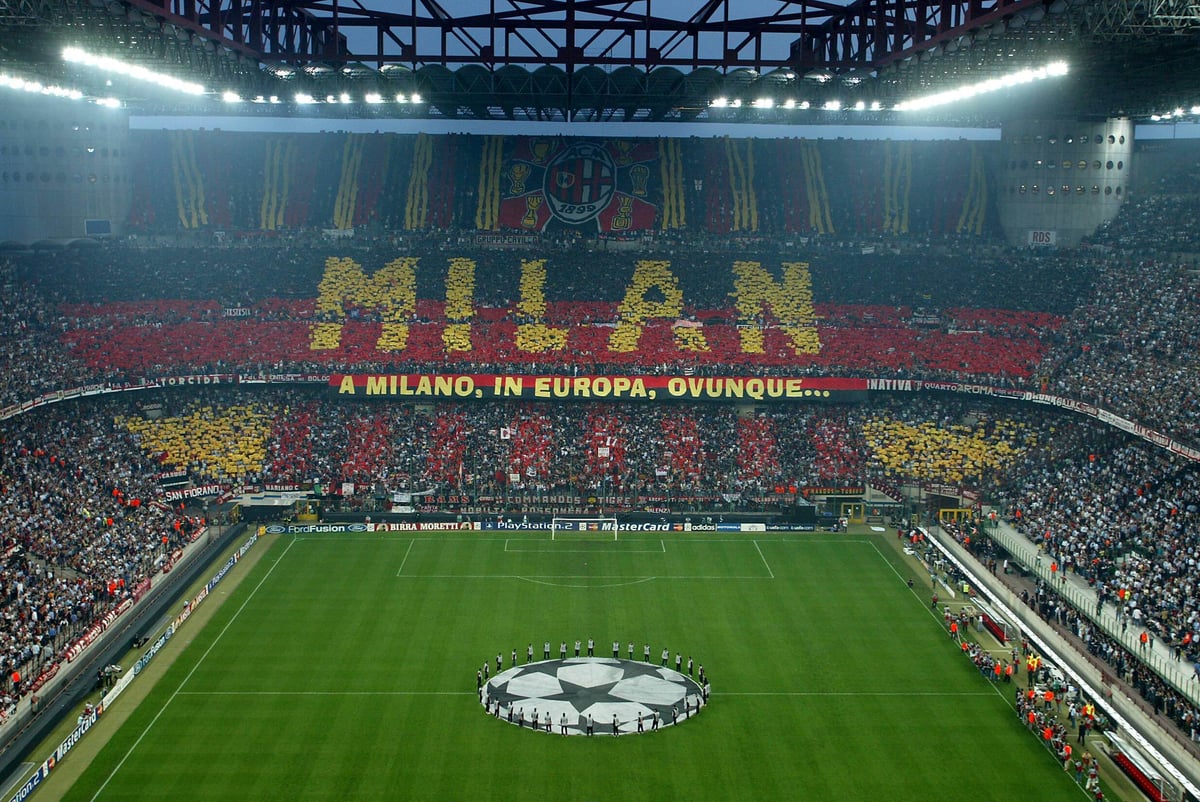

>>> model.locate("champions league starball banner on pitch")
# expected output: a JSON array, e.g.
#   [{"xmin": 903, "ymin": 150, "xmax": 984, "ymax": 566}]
[{"xmin": 497, "ymin": 139, "xmax": 659, "ymax": 233}]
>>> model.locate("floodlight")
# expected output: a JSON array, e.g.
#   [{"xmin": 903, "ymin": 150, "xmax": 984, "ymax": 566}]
[
  {"xmin": 295, "ymin": 93, "xmax": 317, "ymax": 104},
  {"xmin": 410, "ymin": 93, "xmax": 422, "ymax": 103},
  {"xmin": 63, "ymin": 46, "xmax": 206, "ymax": 95},
  {"xmin": 365, "ymin": 92, "xmax": 384, "ymax": 104},
  {"xmin": 0, "ymin": 73, "xmax": 85, "ymax": 100},
  {"xmin": 894, "ymin": 60, "xmax": 1069, "ymax": 111},
  {"xmin": 222, "ymin": 91, "xmax": 242, "ymax": 103}
]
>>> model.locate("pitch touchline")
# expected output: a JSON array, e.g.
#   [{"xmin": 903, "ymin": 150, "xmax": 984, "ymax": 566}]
[{"xmin": 90, "ymin": 537, "xmax": 299, "ymax": 802}]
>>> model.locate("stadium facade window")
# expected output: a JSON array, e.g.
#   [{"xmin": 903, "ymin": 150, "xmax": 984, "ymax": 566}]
[
  {"xmin": 1019, "ymin": 184, "xmax": 1027, "ymax": 194},
  {"xmin": 1048, "ymin": 136, "xmax": 1057, "ymax": 144},
  {"xmin": 1106, "ymin": 160, "xmax": 1114, "ymax": 169},
  {"xmin": 1031, "ymin": 184, "xmax": 1039, "ymax": 193},
  {"xmin": 1062, "ymin": 160, "xmax": 1071, "ymax": 169},
  {"xmin": 1062, "ymin": 184, "xmax": 1070, "ymax": 195},
  {"xmin": 1104, "ymin": 186, "xmax": 1112, "ymax": 195},
  {"xmin": 1047, "ymin": 187, "xmax": 1056, "ymax": 196},
  {"xmin": 1119, "ymin": 135, "xmax": 1125, "ymax": 144},
  {"xmin": 1093, "ymin": 160, "xmax": 1102, "ymax": 170},
  {"xmin": 1092, "ymin": 185, "xmax": 1099, "ymax": 194},
  {"xmin": 1116, "ymin": 161, "xmax": 1123, "ymax": 170},
  {"xmin": 1077, "ymin": 160, "xmax": 1087, "ymax": 170},
  {"xmin": 1107, "ymin": 135, "xmax": 1115, "ymax": 144}
]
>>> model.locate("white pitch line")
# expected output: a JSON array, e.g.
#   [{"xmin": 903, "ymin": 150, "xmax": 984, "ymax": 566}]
[
  {"xmin": 753, "ymin": 540, "xmax": 775, "ymax": 579},
  {"xmin": 396, "ymin": 574, "xmax": 772, "ymax": 580},
  {"xmin": 395, "ymin": 539, "xmax": 415, "ymax": 576},
  {"xmin": 518, "ymin": 576, "xmax": 657, "ymax": 589},
  {"xmin": 90, "ymin": 537, "xmax": 298, "ymax": 802},
  {"xmin": 177, "ymin": 690, "xmax": 474, "ymax": 696},
  {"xmin": 720, "ymin": 691, "xmax": 996, "ymax": 697},
  {"xmin": 503, "ymin": 548, "xmax": 669, "ymax": 554}
]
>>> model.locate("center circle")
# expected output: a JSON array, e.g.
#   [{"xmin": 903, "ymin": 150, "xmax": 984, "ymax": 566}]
[{"xmin": 481, "ymin": 658, "xmax": 707, "ymax": 736}]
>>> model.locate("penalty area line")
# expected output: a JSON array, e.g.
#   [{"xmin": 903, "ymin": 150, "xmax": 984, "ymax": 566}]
[
  {"xmin": 753, "ymin": 540, "xmax": 775, "ymax": 579},
  {"xmin": 395, "ymin": 539, "xmax": 415, "ymax": 576},
  {"xmin": 89, "ymin": 537, "xmax": 298, "ymax": 802}
]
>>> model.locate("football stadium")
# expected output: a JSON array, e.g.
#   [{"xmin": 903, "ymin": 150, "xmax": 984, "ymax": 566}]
[{"xmin": 1, "ymin": 1, "xmax": 1200, "ymax": 800}]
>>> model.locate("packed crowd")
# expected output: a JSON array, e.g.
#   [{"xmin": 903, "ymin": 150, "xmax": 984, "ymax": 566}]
[
  {"xmin": 0, "ymin": 399, "xmax": 204, "ymax": 716},
  {"xmin": 108, "ymin": 392, "xmax": 1069, "ymax": 508},
  {"xmin": 996, "ymin": 432, "xmax": 1200, "ymax": 660},
  {"xmin": 1, "ymin": 147, "xmax": 1199, "ymax": 749}
]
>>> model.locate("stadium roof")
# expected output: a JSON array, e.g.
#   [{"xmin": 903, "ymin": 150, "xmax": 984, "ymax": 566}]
[{"xmin": 1, "ymin": 0, "xmax": 1199, "ymax": 125}]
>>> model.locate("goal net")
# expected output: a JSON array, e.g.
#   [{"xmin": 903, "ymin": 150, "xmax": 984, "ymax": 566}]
[{"xmin": 550, "ymin": 516, "xmax": 619, "ymax": 540}]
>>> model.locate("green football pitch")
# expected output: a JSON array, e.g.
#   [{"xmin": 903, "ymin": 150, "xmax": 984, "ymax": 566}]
[{"xmin": 57, "ymin": 532, "xmax": 1088, "ymax": 801}]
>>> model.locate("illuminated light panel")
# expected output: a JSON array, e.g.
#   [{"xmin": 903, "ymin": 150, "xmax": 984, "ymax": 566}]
[
  {"xmin": 62, "ymin": 46, "xmax": 206, "ymax": 95},
  {"xmin": 0, "ymin": 73, "xmax": 84, "ymax": 100},
  {"xmin": 894, "ymin": 60, "xmax": 1069, "ymax": 111}
]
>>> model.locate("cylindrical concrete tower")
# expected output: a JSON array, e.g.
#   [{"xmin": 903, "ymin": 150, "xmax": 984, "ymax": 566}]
[
  {"xmin": 0, "ymin": 95, "xmax": 131, "ymax": 243},
  {"xmin": 996, "ymin": 118, "xmax": 1133, "ymax": 247}
]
